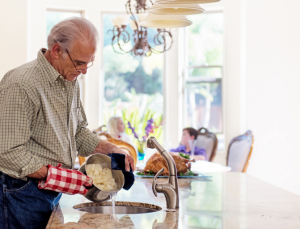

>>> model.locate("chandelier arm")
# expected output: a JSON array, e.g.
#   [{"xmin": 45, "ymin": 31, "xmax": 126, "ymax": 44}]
[
  {"xmin": 151, "ymin": 30, "xmax": 167, "ymax": 52},
  {"xmin": 148, "ymin": 41, "xmax": 164, "ymax": 54},
  {"xmin": 125, "ymin": 0, "xmax": 131, "ymax": 15},
  {"xmin": 108, "ymin": 0, "xmax": 174, "ymax": 56},
  {"xmin": 107, "ymin": 26, "xmax": 119, "ymax": 37},
  {"xmin": 112, "ymin": 40, "xmax": 135, "ymax": 55},
  {"xmin": 109, "ymin": 28, "xmax": 135, "ymax": 54},
  {"xmin": 149, "ymin": 46, "xmax": 164, "ymax": 54},
  {"xmin": 154, "ymin": 29, "xmax": 173, "ymax": 52},
  {"xmin": 116, "ymin": 35, "xmax": 135, "ymax": 54},
  {"xmin": 153, "ymin": 33, "xmax": 164, "ymax": 46},
  {"xmin": 111, "ymin": 33, "xmax": 129, "ymax": 54},
  {"xmin": 120, "ymin": 30, "xmax": 131, "ymax": 43},
  {"xmin": 163, "ymin": 30, "xmax": 174, "ymax": 51}
]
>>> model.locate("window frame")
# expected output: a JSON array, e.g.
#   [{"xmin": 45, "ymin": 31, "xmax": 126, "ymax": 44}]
[{"xmin": 182, "ymin": 10, "xmax": 224, "ymax": 135}]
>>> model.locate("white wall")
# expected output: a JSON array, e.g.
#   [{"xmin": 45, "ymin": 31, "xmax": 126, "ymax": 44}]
[
  {"xmin": 0, "ymin": 0, "xmax": 28, "ymax": 79},
  {"xmin": 207, "ymin": 0, "xmax": 300, "ymax": 196},
  {"xmin": 245, "ymin": 0, "xmax": 300, "ymax": 195}
]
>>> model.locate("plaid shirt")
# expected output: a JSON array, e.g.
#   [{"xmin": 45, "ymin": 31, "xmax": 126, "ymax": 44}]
[{"xmin": 0, "ymin": 49, "xmax": 101, "ymax": 180}]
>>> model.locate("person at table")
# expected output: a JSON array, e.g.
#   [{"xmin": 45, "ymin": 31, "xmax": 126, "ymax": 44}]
[
  {"xmin": 170, "ymin": 127, "xmax": 207, "ymax": 161},
  {"xmin": 0, "ymin": 17, "xmax": 134, "ymax": 229},
  {"xmin": 107, "ymin": 116, "xmax": 138, "ymax": 153}
]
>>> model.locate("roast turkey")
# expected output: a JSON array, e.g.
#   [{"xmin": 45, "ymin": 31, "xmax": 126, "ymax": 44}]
[{"xmin": 143, "ymin": 152, "xmax": 195, "ymax": 175}]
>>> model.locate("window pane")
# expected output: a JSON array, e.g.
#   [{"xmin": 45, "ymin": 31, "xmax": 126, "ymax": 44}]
[
  {"xmin": 46, "ymin": 11, "xmax": 82, "ymax": 38},
  {"xmin": 186, "ymin": 82, "xmax": 223, "ymax": 133},
  {"xmin": 188, "ymin": 13, "xmax": 224, "ymax": 66},
  {"xmin": 103, "ymin": 14, "xmax": 164, "ymax": 143}
]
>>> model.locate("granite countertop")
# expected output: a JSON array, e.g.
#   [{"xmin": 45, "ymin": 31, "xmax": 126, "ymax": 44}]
[{"xmin": 46, "ymin": 173, "xmax": 300, "ymax": 229}]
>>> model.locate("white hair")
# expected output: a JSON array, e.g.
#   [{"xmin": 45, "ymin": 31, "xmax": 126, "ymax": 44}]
[
  {"xmin": 107, "ymin": 116, "xmax": 123, "ymax": 137},
  {"xmin": 47, "ymin": 17, "xmax": 99, "ymax": 53}
]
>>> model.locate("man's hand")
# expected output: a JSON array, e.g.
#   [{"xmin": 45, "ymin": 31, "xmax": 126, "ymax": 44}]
[
  {"xmin": 27, "ymin": 165, "xmax": 48, "ymax": 179},
  {"xmin": 93, "ymin": 141, "xmax": 135, "ymax": 172}
]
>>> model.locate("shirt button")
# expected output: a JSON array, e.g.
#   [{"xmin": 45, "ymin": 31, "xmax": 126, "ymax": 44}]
[{"xmin": 62, "ymin": 88, "xmax": 65, "ymax": 91}]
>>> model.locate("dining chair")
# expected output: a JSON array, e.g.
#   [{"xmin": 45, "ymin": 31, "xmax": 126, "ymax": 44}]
[
  {"xmin": 98, "ymin": 132, "xmax": 138, "ymax": 168},
  {"xmin": 195, "ymin": 127, "xmax": 218, "ymax": 162},
  {"xmin": 78, "ymin": 132, "xmax": 138, "ymax": 167},
  {"xmin": 227, "ymin": 130, "xmax": 254, "ymax": 173},
  {"xmin": 93, "ymin": 125, "xmax": 107, "ymax": 133}
]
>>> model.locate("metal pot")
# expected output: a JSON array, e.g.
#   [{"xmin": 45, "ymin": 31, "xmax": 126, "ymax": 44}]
[{"xmin": 79, "ymin": 154, "xmax": 125, "ymax": 203}]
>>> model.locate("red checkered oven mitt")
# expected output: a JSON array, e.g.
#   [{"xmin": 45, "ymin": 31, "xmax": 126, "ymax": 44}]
[{"xmin": 38, "ymin": 164, "xmax": 93, "ymax": 195}]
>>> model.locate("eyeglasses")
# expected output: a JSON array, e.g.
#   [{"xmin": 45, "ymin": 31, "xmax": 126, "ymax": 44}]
[{"xmin": 66, "ymin": 49, "xmax": 93, "ymax": 72}]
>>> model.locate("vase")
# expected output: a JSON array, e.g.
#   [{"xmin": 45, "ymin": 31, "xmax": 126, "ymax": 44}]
[
  {"xmin": 138, "ymin": 151, "xmax": 145, "ymax": 161},
  {"xmin": 137, "ymin": 141, "xmax": 146, "ymax": 161}
]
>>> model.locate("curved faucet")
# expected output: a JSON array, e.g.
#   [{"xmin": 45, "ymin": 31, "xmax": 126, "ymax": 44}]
[{"xmin": 147, "ymin": 137, "xmax": 179, "ymax": 211}]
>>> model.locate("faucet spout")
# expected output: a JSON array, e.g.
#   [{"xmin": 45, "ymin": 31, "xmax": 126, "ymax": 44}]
[{"xmin": 147, "ymin": 137, "xmax": 179, "ymax": 211}]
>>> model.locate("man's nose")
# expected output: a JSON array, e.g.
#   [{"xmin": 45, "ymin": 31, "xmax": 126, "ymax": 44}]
[{"xmin": 81, "ymin": 69, "xmax": 87, "ymax": 75}]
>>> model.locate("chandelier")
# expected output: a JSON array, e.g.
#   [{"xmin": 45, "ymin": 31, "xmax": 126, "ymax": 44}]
[{"xmin": 108, "ymin": 0, "xmax": 173, "ymax": 57}]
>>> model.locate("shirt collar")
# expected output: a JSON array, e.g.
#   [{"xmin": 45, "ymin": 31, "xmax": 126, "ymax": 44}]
[{"xmin": 37, "ymin": 48, "xmax": 63, "ymax": 86}]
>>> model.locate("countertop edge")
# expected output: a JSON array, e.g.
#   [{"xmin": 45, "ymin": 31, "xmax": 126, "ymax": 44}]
[{"xmin": 46, "ymin": 203, "xmax": 59, "ymax": 229}]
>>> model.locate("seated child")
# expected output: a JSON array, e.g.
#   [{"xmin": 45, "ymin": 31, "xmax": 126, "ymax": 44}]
[{"xmin": 170, "ymin": 128, "xmax": 207, "ymax": 161}]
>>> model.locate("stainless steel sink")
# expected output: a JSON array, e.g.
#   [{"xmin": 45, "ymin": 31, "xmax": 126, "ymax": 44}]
[{"xmin": 73, "ymin": 201, "xmax": 162, "ymax": 214}]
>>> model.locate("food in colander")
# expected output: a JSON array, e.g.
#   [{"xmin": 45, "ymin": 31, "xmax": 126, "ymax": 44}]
[{"xmin": 86, "ymin": 164, "xmax": 117, "ymax": 191}]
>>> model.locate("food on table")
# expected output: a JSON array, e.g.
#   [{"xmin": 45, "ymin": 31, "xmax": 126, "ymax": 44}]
[
  {"xmin": 143, "ymin": 152, "xmax": 195, "ymax": 176},
  {"xmin": 179, "ymin": 152, "xmax": 190, "ymax": 159},
  {"xmin": 86, "ymin": 164, "xmax": 117, "ymax": 191}
]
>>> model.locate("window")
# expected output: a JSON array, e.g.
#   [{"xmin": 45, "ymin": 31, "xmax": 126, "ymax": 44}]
[
  {"xmin": 102, "ymin": 13, "xmax": 164, "ymax": 143},
  {"xmin": 184, "ymin": 12, "xmax": 224, "ymax": 149},
  {"xmin": 46, "ymin": 11, "xmax": 82, "ymax": 37},
  {"xmin": 46, "ymin": 10, "xmax": 85, "ymax": 104}
]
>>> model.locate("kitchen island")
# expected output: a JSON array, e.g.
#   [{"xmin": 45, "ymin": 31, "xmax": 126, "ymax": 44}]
[{"xmin": 46, "ymin": 173, "xmax": 300, "ymax": 229}]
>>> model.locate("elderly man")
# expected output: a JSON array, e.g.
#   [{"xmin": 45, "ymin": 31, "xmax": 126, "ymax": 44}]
[{"xmin": 0, "ymin": 17, "xmax": 134, "ymax": 229}]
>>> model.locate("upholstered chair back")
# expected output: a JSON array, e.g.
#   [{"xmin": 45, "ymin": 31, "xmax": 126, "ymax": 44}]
[
  {"xmin": 227, "ymin": 130, "xmax": 254, "ymax": 173},
  {"xmin": 195, "ymin": 127, "xmax": 218, "ymax": 162}
]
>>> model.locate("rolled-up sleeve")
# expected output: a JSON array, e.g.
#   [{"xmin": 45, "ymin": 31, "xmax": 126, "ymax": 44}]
[
  {"xmin": 194, "ymin": 147, "xmax": 207, "ymax": 160},
  {"xmin": 75, "ymin": 103, "xmax": 101, "ymax": 157},
  {"xmin": 170, "ymin": 146, "xmax": 184, "ymax": 153},
  {"xmin": 0, "ymin": 84, "xmax": 44, "ymax": 179}
]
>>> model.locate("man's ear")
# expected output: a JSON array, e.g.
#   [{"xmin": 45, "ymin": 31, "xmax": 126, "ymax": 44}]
[
  {"xmin": 51, "ymin": 43, "xmax": 62, "ymax": 59},
  {"xmin": 191, "ymin": 135, "xmax": 195, "ymax": 141}
]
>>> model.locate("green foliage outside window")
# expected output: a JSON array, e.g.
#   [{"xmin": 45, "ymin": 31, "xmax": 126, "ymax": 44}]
[{"xmin": 103, "ymin": 14, "xmax": 164, "ymax": 144}]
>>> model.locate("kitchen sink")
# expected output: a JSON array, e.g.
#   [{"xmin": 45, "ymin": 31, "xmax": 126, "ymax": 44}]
[{"xmin": 73, "ymin": 201, "xmax": 162, "ymax": 214}]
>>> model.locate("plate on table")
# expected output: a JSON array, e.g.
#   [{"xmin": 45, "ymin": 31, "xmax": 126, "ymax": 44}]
[{"xmin": 134, "ymin": 171, "xmax": 212, "ymax": 181}]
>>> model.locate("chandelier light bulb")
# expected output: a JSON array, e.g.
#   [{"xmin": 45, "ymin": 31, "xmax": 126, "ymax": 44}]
[
  {"xmin": 118, "ymin": 15, "xmax": 131, "ymax": 26},
  {"xmin": 111, "ymin": 17, "xmax": 122, "ymax": 28},
  {"xmin": 147, "ymin": 3, "xmax": 205, "ymax": 15}
]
